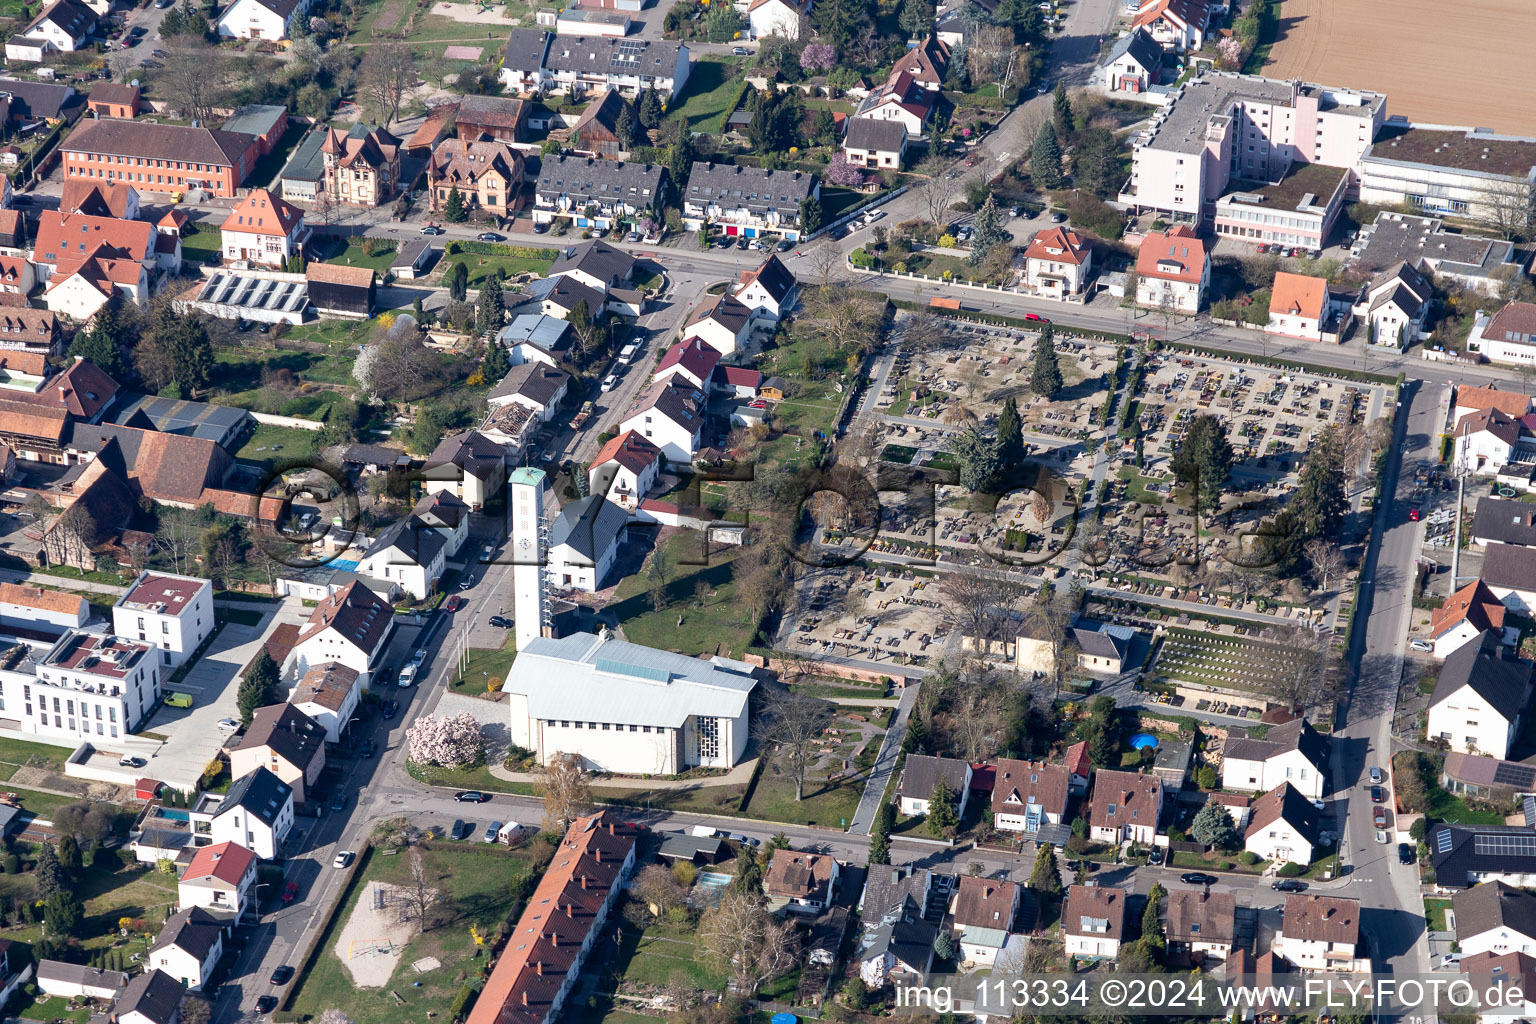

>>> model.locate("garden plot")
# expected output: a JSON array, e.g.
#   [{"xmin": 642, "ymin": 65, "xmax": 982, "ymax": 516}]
[{"xmin": 1152, "ymin": 626, "xmax": 1300, "ymax": 694}]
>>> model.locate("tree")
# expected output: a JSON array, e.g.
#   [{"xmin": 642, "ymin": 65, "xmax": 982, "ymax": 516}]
[
  {"xmin": 799, "ymin": 195, "xmax": 824, "ymax": 235},
  {"xmin": 476, "ymin": 273, "xmax": 506, "ymax": 335},
  {"xmin": 1072, "ymin": 127, "xmax": 1121, "ymax": 198},
  {"xmin": 443, "ymin": 186, "xmax": 467, "ymax": 223},
  {"xmin": 824, "ymin": 152, "xmax": 865, "ymax": 188},
  {"xmin": 1052, "ymin": 81, "xmax": 1075, "ymax": 141},
  {"xmin": 898, "ymin": 0, "xmax": 934, "ymax": 36},
  {"xmin": 1170, "ymin": 412, "xmax": 1234, "ymax": 512},
  {"xmin": 757, "ymin": 691, "xmax": 834, "ymax": 801},
  {"xmin": 968, "ymin": 194, "xmax": 1006, "ymax": 267},
  {"xmin": 147, "ymin": 305, "xmax": 215, "ymax": 395},
  {"xmin": 869, "ymin": 802, "xmax": 894, "ymax": 864},
  {"xmin": 52, "ymin": 802, "xmax": 116, "ymax": 846},
  {"xmin": 968, "ymin": 23, "xmax": 1014, "ymax": 95},
  {"xmin": 403, "ymin": 848, "xmax": 444, "ymax": 931},
  {"xmin": 948, "ymin": 426, "xmax": 1003, "ymax": 493},
  {"xmin": 667, "ymin": 128, "xmax": 695, "ymax": 188},
  {"xmin": 238, "ymin": 649, "xmax": 280, "ymax": 727},
  {"xmin": 732, "ymin": 844, "xmax": 764, "ymax": 897},
  {"xmin": 1030, "ymin": 120, "xmax": 1064, "ymax": 190},
  {"xmin": 359, "ymin": 42, "xmax": 414, "ymax": 127},
  {"xmin": 616, "ymin": 103, "xmax": 638, "ymax": 150},
  {"xmin": 43, "ymin": 890, "xmax": 82, "ymax": 938},
  {"xmin": 539, "ymin": 752, "xmax": 593, "ymax": 831},
  {"xmin": 934, "ymin": 929, "xmax": 957, "ymax": 960},
  {"xmin": 647, "ymin": 545, "xmax": 671, "ymax": 613},
  {"xmin": 354, "ymin": 318, "xmax": 447, "ymax": 401},
  {"xmin": 35, "ymin": 840, "xmax": 66, "ymax": 899},
  {"xmin": 1290, "ymin": 427, "xmax": 1347, "ymax": 540},
  {"xmin": 445, "ymin": 260, "xmax": 469, "ymax": 303},
  {"xmin": 1190, "ymin": 802, "xmax": 1239, "ymax": 850},
  {"xmin": 697, "ymin": 887, "xmax": 799, "ymax": 995},
  {"xmin": 812, "ymin": 0, "xmax": 869, "ymax": 51},
  {"xmin": 638, "ymin": 87, "xmax": 665, "ymax": 129},
  {"xmin": 1265, "ymin": 625, "xmax": 1337, "ymax": 713},
  {"xmin": 1027, "ymin": 846, "xmax": 1062, "ymax": 895},
  {"xmin": 1031, "ymin": 321, "xmax": 1062, "ymax": 399},
  {"xmin": 1305, "ymin": 538, "xmax": 1347, "ymax": 595},
  {"xmin": 917, "ymin": 156, "xmax": 963, "ymax": 226},
  {"xmin": 800, "ymin": 42, "xmax": 837, "ymax": 72},
  {"xmin": 405, "ymin": 713, "xmax": 485, "ymax": 768},
  {"xmin": 57, "ymin": 834, "xmax": 81, "ymax": 872},
  {"xmin": 633, "ymin": 864, "xmax": 687, "ymax": 919},
  {"xmin": 1142, "ymin": 882, "xmax": 1166, "ymax": 945},
  {"xmin": 704, "ymin": 0, "xmax": 743, "ymax": 41},
  {"xmin": 927, "ymin": 778, "xmax": 959, "ymax": 836},
  {"xmin": 179, "ymin": 997, "xmax": 213, "ymax": 1024},
  {"xmin": 160, "ymin": 43, "xmax": 224, "ymax": 123}
]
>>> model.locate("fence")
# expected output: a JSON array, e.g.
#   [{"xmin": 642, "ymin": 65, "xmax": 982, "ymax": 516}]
[{"xmin": 803, "ymin": 184, "xmax": 910, "ymax": 243}]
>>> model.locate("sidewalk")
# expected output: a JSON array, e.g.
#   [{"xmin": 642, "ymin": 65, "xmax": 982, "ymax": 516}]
[{"xmin": 487, "ymin": 757, "xmax": 761, "ymax": 791}]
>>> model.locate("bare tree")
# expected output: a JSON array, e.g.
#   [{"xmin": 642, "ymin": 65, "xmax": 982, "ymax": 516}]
[
  {"xmin": 806, "ymin": 244, "xmax": 844, "ymax": 290},
  {"xmin": 799, "ymin": 288, "xmax": 883, "ymax": 357},
  {"xmin": 1478, "ymin": 177, "xmax": 1534, "ymax": 241},
  {"xmin": 313, "ymin": 188, "xmax": 337, "ymax": 227},
  {"xmin": 1304, "ymin": 539, "xmax": 1347, "ymax": 596},
  {"xmin": 404, "ymin": 848, "xmax": 443, "ymax": 931},
  {"xmin": 952, "ymin": 683, "xmax": 1007, "ymax": 760},
  {"xmin": 159, "ymin": 43, "xmax": 225, "ymax": 123},
  {"xmin": 696, "ymin": 887, "xmax": 800, "ymax": 995},
  {"xmin": 968, "ymin": 24, "xmax": 1015, "ymax": 94},
  {"xmin": 1027, "ymin": 587, "xmax": 1077, "ymax": 696},
  {"xmin": 538, "ymin": 752, "xmax": 593, "ymax": 831},
  {"xmin": 943, "ymin": 572, "xmax": 1000, "ymax": 651},
  {"xmin": 107, "ymin": 48, "xmax": 137, "ymax": 82},
  {"xmin": 1265, "ymin": 626, "xmax": 1337, "ymax": 713},
  {"xmin": 756, "ymin": 690, "xmax": 834, "ymax": 801},
  {"xmin": 157, "ymin": 506, "xmax": 200, "ymax": 576},
  {"xmin": 358, "ymin": 42, "xmax": 416, "ymax": 128},
  {"xmin": 632, "ymin": 864, "xmax": 687, "ymax": 918},
  {"xmin": 917, "ymin": 157, "xmax": 962, "ymax": 226}
]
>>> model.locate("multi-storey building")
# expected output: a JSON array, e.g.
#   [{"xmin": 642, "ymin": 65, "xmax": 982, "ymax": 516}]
[
  {"xmin": 426, "ymin": 138, "xmax": 525, "ymax": 216},
  {"xmin": 320, "ymin": 125, "xmax": 402, "ymax": 208},
  {"xmin": 681, "ymin": 162, "xmax": 819, "ymax": 241},
  {"xmin": 1358, "ymin": 125, "xmax": 1536, "ymax": 229},
  {"xmin": 533, "ymin": 155, "xmax": 666, "ymax": 232},
  {"xmin": 1, "ymin": 630, "xmax": 161, "ymax": 742},
  {"xmin": 113, "ymin": 571, "xmax": 214, "ymax": 670}
]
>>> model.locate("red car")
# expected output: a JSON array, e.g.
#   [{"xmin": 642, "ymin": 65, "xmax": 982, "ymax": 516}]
[
  {"xmin": 281, "ymin": 882, "xmax": 299, "ymax": 904},
  {"xmin": 445, "ymin": 596, "xmax": 465, "ymax": 612},
  {"xmin": 1372, "ymin": 805, "xmax": 1388, "ymax": 828},
  {"xmin": 1023, "ymin": 313, "xmax": 1048, "ymax": 323},
  {"xmin": 1408, "ymin": 508, "xmax": 1422, "ymax": 521}
]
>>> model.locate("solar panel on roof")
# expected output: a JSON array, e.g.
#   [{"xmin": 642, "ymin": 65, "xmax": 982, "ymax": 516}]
[
  {"xmin": 1436, "ymin": 829, "xmax": 1454, "ymax": 854},
  {"xmin": 1493, "ymin": 762, "xmax": 1536, "ymax": 789},
  {"xmin": 1474, "ymin": 833, "xmax": 1536, "ymax": 858}
]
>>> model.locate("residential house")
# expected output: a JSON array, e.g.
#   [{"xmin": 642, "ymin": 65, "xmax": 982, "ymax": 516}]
[
  {"xmin": 858, "ymin": 893, "xmax": 937, "ymax": 987},
  {"xmin": 423, "ymin": 429, "xmax": 506, "ymax": 509},
  {"xmin": 1072, "ymin": 622, "xmax": 1135, "ymax": 674},
  {"xmin": 681, "ymin": 292, "xmax": 753, "ymax": 356},
  {"xmin": 454, "ymin": 94, "xmax": 529, "ymax": 144},
  {"xmin": 43, "ymin": 251, "xmax": 146, "ymax": 320},
  {"xmin": 1470, "ymin": 301, "xmax": 1536, "ymax": 368},
  {"xmin": 1472, "ymin": 497, "xmax": 1536, "ymax": 549},
  {"xmin": 279, "ymin": 580, "xmax": 396, "ymax": 688},
  {"xmin": 735, "ymin": 253, "xmax": 798, "ymax": 321},
  {"xmin": 1353, "ymin": 212, "xmax": 1523, "ymax": 296},
  {"xmin": 147, "ymin": 907, "xmax": 224, "ymax": 991},
  {"xmin": 0, "ymin": 306, "xmax": 60, "ymax": 356},
  {"xmin": 1355, "ymin": 259, "xmax": 1431, "ymax": 348},
  {"xmin": 1096, "ymin": 28, "xmax": 1162, "ymax": 95},
  {"xmin": 113, "ymin": 969, "xmax": 185, "ymax": 1024},
  {"xmin": 1432, "ymin": 824, "xmax": 1536, "ymax": 889},
  {"xmin": 1457, "ymin": 951, "xmax": 1536, "ymax": 1024},
  {"xmin": 619, "ymin": 380, "xmax": 703, "ymax": 462},
  {"xmin": 1431, "ymin": 579, "xmax": 1518, "ymax": 659},
  {"xmin": 587, "ymin": 429, "xmax": 662, "ymax": 514},
  {"xmin": 1453, "ymin": 407, "xmax": 1526, "ymax": 476},
  {"xmin": 1357, "ymin": 125, "xmax": 1536, "ymax": 229},
  {"xmin": 566, "ymin": 89, "xmax": 634, "ymax": 158},
  {"xmin": 653, "ymin": 338, "xmax": 720, "ymax": 392},
  {"xmin": 427, "ymin": 138, "xmax": 525, "ymax": 217},
  {"xmin": 746, "ymin": 0, "xmax": 809, "ymax": 38},
  {"xmin": 36, "ymin": 961, "xmax": 126, "ymax": 1000},
  {"xmin": 463, "ymin": 812, "xmax": 641, "ymax": 1024},
  {"xmin": 546, "ymin": 494, "xmax": 628, "ymax": 591},
  {"xmin": 0, "ymin": 255, "xmax": 34, "ymax": 301},
  {"xmin": 1454, "ymin": 881, "xmax": 1536, "ymax": 958},
  {"xmin": 13, "ymin": 630, "xmax": 161, "ymax": 743},
  {"xmin": 86, "ymin": 82, "xmax": 140, "ymax": 119},
  {"xmin": 990, "ymin": 758, "xmax": 1071, "ymax": 836},
  {"xmin": 305, "ymin": 263, "xmax": 375, "ymax": 318},
  {"xmin": 1023, "ymin": 226, "xmax": 1094, "ymax": 298},
  {"xmin": 4, "ymin": 0, "xmax": 97, "ymax": 61},
  {"xmin": 897, "ymin": 754, "xmax": 972, "ymax": 817},
  {"xmin": 219, "ymin": 189, "xmax": 307, "ymax": 268},
  {"xmin": 1219, "ymin": 718, "xmax": 1328, "ymax": 799},
  {"xmin": 321, "ymin": 125, "xmax": 402, "ymax": 208},
  {"xmin": 60, "ymin": 118, "xmax": 257, "ymax": 197},
  {"xmin": 842, "ymin": 117, "xmax": 908, "ymax": 169},
  {"xmin": 1088, "ymin": 769, "xmax": 1163, "ymax": 845},
  {"xmin": 1243, "ymin": 781, "xmax": 1322, "ymax": 865},
  {"xmin": 853, "ymin": 72, "xmax": 934, "ymax": 137},
  {"xmin": 189, "ymin": 766, "xmax": 293, "ymax": 860},
  {"xmin": 1131, "ymin": 0, "xmax": 1209, "ymax": 52},
  {"xmin": 548, "ymin": 238, "xmax": 637, "ymax": 292},
  {"xmin": 525, "ymin": 274, "xmax": 608, "ymax": 321},
  {"xmin": 1454, "ymin": 386, "xmax": 1532, "ymax": 429},
  {"xmin": 764, "ymin": 850, "xmax": 839, "ymax": 914},
  {"xmin": 1441, "ymin": 752, "xmax": 1536, "ymax": 802},
  {"xmin": 215, "ymin": 0, "xmax": 316, "ymax": 40},
  {"xmin": 0, "ymin": 581, "xmax": 87, "ymax": 634},
  {"xmin": 1135, "ymin": 226, "xmax": 1210, "ymax": 313},
  {"xmin": 356, "ymin": 518, "xmax": 445, "ymax": 601},
  {"xmin": 682, "ymin": 161, "xmax": 820, "ymax": 241},
  {"xmin": 1065, "ymin": 740, "xmax": 1092, "ymax": 795},
  {"xmin": 533, "ymin": 155, "xmax": 666, "ymax": 231},
  {"xmin": 287, "ymin": 660, "xmax": 362, "ymax": 743},
  {"xmin": 1063, "ymin": 884, "xmax": 1126, "ymax": 959},
  {"xmin": 412, "ymin": 489, "xmax": 471, "ymax": 558},
  {"xmin": 1272, "ymin": 894, "xmax": 1361, "ymax": 971},
  {"xmin": 497, "ymin": 28, "xmax": 556, "ymax": 95},
  {"xmin": 488, "ymin": 362, "xmax": 570, "ymax": 427},
  {"xmin": 1164, "ymin": 889, "xmax": 1237, "ymax": 966},
  {"xmin": 538, "ymin": 37, "xmax": 692, "ymax": 100},
  {"xmin": 1426, "ymin": 629, "xmax": 1534, "ymax": 759},
  {"xmin": 177, "ymin": 841, "xmax": 257, "ymax": 919},
  {"xmin": 230, "ymin": 703, "xmax": 326, "ymax": 804},
  {"xmin": 502, "ymin": 631, "xmax": 759, "ymax": 774},
  {"xmin": 112, "ymin": 571, "xmax": 214, "ymax": 670},
  {"xmin": 949, "ymin": 875, "xmax": 1020, "ymax": 966},
  {"xmin": 1266, "ymin": 271, "xmax": 1331, "ymax": 342}
]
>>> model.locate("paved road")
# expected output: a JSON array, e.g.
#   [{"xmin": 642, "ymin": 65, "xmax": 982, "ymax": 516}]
[{"xmin": 848, "ymin": 684, "xmax": 920, "ymax": 835}]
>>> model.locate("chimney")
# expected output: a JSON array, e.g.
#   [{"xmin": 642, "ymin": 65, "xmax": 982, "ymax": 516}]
[
  {"xmin": 580, "ymin": 875, "xmax": 589, "ymax": 889},
  {"xmin": 522, "ymin": 992, "xmax": 529, "ymax": 1006},
  {"xmin": 595, "ymin": 848, "xmax": 602, "ymax": 863},
  {"xmin": 565, "ymin": 903, "xmax": 574, "ymax": 918},
  {"xmin": 551, "ymin": 931, "xmax": 558, "ymax": 947},
  {"xmin": 607, "ymin": 822, "xmax": 615, "ymax": 835},
  {"xmin": 536, "ymin": 961, "xmax": 544, "ymax": 976}
]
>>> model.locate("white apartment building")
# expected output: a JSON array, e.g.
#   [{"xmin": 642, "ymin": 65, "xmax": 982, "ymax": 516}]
[
  {"xmin": 504, "ymin": 631, "xmax": 759, "ymax": 775},
  {"xmin": 1273, "ymin": 894, "xmax": 1362, "ymax": 971},
  {"xmin": 1454, "ymin": 882, "xmax": 1536, "ymax": 959},
  {"xmin": 0, "ymin": 582, "xmax": 88, "ymax": 635},
  {"xmin": 1426, "ymin": 631, "xmax": 1533, "ymax": 760},
  {"xmin": 113, "ymin": 571, "xmax": 215, "ymax": 669},
  {"xmin": 1219, "ymin": 718, "xmax": 1328, "ymax": 800},
  {"xmin": 280, "ymin": 581, "xmax": 395, "ymax": 688},
  {"xmin": 587, "ymin": 430, "xmax": 662, "ymax": 515},
  {"xmin": 189, "ymin": 766, "xmax": 293, "ymax": 860},
  {"xmin": 1120, "ymin": 71, "xmax": 1385, "ymax": 228},
  {"xmin": 1468, "ymin": 301, "xmax": 1536, "ymax": 367},
  {"xmin": 1212, "ymin": 161, "xmax": 1349, "ymax": 251},
  {"xmin": 682, "ymin": 161, "xmax": 820, "ymax": 241},
  {"xmin": 219, "ymin": 189, "xmax": 308, "ymax": 268},
  {"xmin": 1, "ymin": 630, "xmax": 161, "ymax": 743},
  {"xmin": 1135, "ymin": 226, "xmax": 1210, "ymax": 313},
  {"xmin": 1358, "ymin": 125, "xmax": 1536, "ymax": 228}
]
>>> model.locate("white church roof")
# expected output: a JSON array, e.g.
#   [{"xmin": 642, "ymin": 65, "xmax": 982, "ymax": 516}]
[{"xmin": 506, "ymin": 631, "xmax": 758, "ymax": 728}]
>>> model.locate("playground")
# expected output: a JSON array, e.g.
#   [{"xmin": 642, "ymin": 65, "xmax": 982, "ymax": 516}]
[{"xmin": 335, "ymin": 881, "xmax": 426, "ymax": 987}]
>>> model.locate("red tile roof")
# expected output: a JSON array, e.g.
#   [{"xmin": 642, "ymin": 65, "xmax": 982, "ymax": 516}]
[
  {"xmin": 1024, "ymin": 226, "xmax": 1090, "ymax": 266},
  {"xmin": 182, "ymin": 841, "xmax": 255, "ymax": 887},
  {"xmin": 589, "ymin": 429, "xmax": 661, "ymax": 475},
  {"xmin": 33, "ymin": 210, "xmax": 152, "ymax": 268},
  {"xmin": 1268, "ymin": 271, "xmax": 1328, "ymax": 321},
  {"xmin": 1457, "ymin": 385, "xmax": 1531, "ymax": 419},
  {"xmin": 655, "ymin": 337, "xmax": 721, "ymax": 382},
  {"xmin": 1136, "ymin": 226, "xmax": 1208, "ymax": 284},
  {"xmin": 1432, "ymin": 578, "xmax": 1508, "ymax": 640},
  {"xmin": 221, "ymin": 188, "xmax": 304, "ymax": 239}
]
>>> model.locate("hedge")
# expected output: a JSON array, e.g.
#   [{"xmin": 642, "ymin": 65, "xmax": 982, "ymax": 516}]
[{"xmin": 444, "ymin": 241, "xmax": 559, "ymax": 260}]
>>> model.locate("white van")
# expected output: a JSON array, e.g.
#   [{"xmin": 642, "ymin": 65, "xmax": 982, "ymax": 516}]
[
  {"xmin": 618, "ymin": 344, "xmax": 639, "ymax": 365},
  {"xmin": 497, "ymin": 821, "xmax": 523, "ymax": 844},
  {"xmin": 397, "ymin": 664, "xmax": 416, "ymax": 688}
]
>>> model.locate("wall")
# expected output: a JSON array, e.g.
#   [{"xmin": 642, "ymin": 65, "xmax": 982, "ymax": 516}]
[{"xmin": 740, "ymin": 651, "xmax": 914, "ymax": 688}]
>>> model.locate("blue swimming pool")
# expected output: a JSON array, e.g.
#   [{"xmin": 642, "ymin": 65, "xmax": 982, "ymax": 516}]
[
  {"xmin": 1129, "ymin": 733, "xmax": 1160, "ymax": 750},
  {"xmin": 330, "ymin": 559, "xmax": 359, "ymax": 571}
]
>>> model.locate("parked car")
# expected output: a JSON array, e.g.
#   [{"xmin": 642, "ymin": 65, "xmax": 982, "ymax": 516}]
[
  {"xmin": 397, "ymin": 665, "xmax": 416, "ymax": 688},
  {"xmin": 484, "ymin": 821, "xmax": 504, "ymax": 843},
  {"xmin": 1399, "ymin": 843, "xmax": 1416, "ymax": 865},
  {"xmin": 1371, "ymin": 786, "xmax": 1385, "ymax": 803},
  {"xmin": 281, "ymin": 882, "xmax": 299, "ymax": 903},
  {"xmin": 776, "ymin": 239, "xmax": 793, "ymax": 252},
  {"xmin": 1256, "ymin": 243, "xmax": 1271, "ymax": 254},
  {"xmin": 1373, "ymin": 805, "xmax": 1388, "ymax": 827},
  {"xmin": 489, "ymin": 615, "xmax": 513, "ymax": 628},
  {"xmin": 477, "ymin": 232, "xmax": 504, "ymax": 242},
  {"xmin": 270, "ymin": 966, "xmax": 294, "ymax": 985},
  {"xmin": 119, "ymin": 755, "xmax": 145, "ymax": 768},
  {"xmin": 420, "ymin": 225, "xmax": 444, "ymax": 235},
  {"xmin": 382, "ymin": 699, "xmax": 398, "ymax": 719},
  {"xmin": 627, "ymin": 230, "xmax": 642, "ymax": 242},
  {"xmin": 1441, "ymin": 953, "xmax": 1464, "ymax": 968},
  {"xmin": 601, "ymin": 373, "xmax": 620, "ymax": 393},
  {"xmin": 164, "ymin": 692, "xmax": 193, "ymax": 708},
  {"xmin": 1179, "ymin": 872, "xmax": 1217, "ymax": 886},
  {"xmin": 255, "ymin": 996, "xmax": 278, "ymax": 1014},
  {"xmin": 331, "ymin": 793, "xmax": 347, "ymax": 812},
  {"xmin": 1408, "ymin": 507, "xmax": 1422, "ymax": 521},
  {"xmin": 1146, "ymin": 846, "xmax": 1164, "ymax": 865},
  {"xmin": 456, "ymin": 791, "xmax": 493, "ymax": 803},
  {"xmin": 458, "ymin": 575, "xmax": 476, "ymax": 590},
  {"xmin": 736, "ymin": 236, "xmax": 750, "ymax": 250},
  {"xmin": 1049, "ymin": 212, "xmax": 1067, "ymax": 223},
  {"xmin": 445, "ymin": 596, "xmax": 465, "ymax": 612},
  {"xmin": 732, "ymin": 45, "xmax": 750, "ymax": 55},
  {"xmin": 1271, "ymin": 879, "xmax": 1308, "ymax": 893},
  {"xmin": 532, "ymin": 222, "xmax": 549, "ymax": 234},
  {"xmin": 359, "ymin": 740, "xmax": 376, "ymax": 758},
  {"xmin": 216, "ymin": 718, "xmax": 239, "ymax": 734},
  {"xmin": 1409, "ymin": 639, "xmax": 1434, "ymax": 652},
  {"xmin": 1368, "ymin": 766, "xmax": 1384, "ymax": 785},
  {"xmin": 333, "ymin": 851, "xmax": 355, "ymax": 869},
  {"xmin": 451, "ymin": 819, "xmax": 473, "ymax": 840}
]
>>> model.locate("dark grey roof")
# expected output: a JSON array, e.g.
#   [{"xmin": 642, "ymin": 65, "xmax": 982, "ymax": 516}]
[
  {"xmin": 1431, "ymin": 630, "xmax": 1533, "ymax": 722},
  {"xmin": 898, "ymin": 755, "xmax": 970, "ymax": 804},
  {"xmin": 236, "ymin": 703, "xmax": 325, "ymax": 771},
  {"xmin": 527, "ymin": 274, "xmax": 606, "ymax": 316},
  {"xmin": 859, "ymin": 894, "xmax": 938, "ymax": 975},
  {"xmin": 281, "ymin": 123, "xmax": 373, "ymax": 185},
  {"xmin": 741, "ymin": 254, "xmax": 796, "ymax": 304},
  {"xmin": 116, "ymin": 969, "xmax": 185, "ymax": 1024},
  {"xmin": 503, "ymin": 28, "xmax": 554, "ymax": 72},
  {"xmin": 1454, "ymin": 881, "xmax": 1536, "ymax": 942},
  {"xmin": 0, "ymin": 77, "xmax": 83, "ymax": 121},
  {"xmin": 391, "ymin": 239, "xmax": 433, "ymax": 271},
  {"xmin": 1244, "ymin": 781, "xmax": 1321, "ymax": 845},
  {"xmin": 337, "ymin": 443, "xmax": 411, "ymax": 469},
  {"xmin": 221, "ymin": 104, "xmax": 287, "ymax": 139},
  {"xmin": 488, "ymin": 362, "xmax": 569, "ymax": 407},
  {"xmin": 424, "ymin": 430, "xmax": 506, "ymax": 479},
  {"xmin": 1356, "ymin": 213, "xmax": 1516, "ymax": 278},
  {"xmin": 215, "ymin": 766, "xmax": 291, "ymax": 827},
  {"xmin": 1222, "ymin": 718, "xmax": 1328, "ymax": 771},
  {"xmin": 149, "ymin": 907, "xmax": 223, "ymax": 963},
  {"xmin": 1435, "ymin": 824, "xmax": 1536, "ymax": 888},
  {"xmin": 363, "ymin": 515, "xmax": 447, "ymax": 568},
  {"xmin": 1106, "ymin": 27, "xmax": 1163, "ymax": 71},
  {"xmin": 1484, "ymin": 544, "xmax": 1536, "ymax": 595},
  {"xmin": 35, "ymin": 960, "xmax": 127, "ymax": 992},
  {"xmin": 537, "ymin": 155, "xmax": 666, "ymax": 210},
  {"xmin": 628, "ymin": 380, "xmax": 702, "ymax": 432},
  {"xmin": 657, "ymin": 832, "xmax": 726, "ymax": 860},
  {"xmin": 24, "ymin": 0, "xmax": 94, "ymax": 42},
  {"xmin": 859, "ymin": 865, "xmax": 932, "ymax": 916},
  {"xmin": 134, "ymin": 827, "xmax": 193, "ymax": 852},
  {"xmin": 1073, "ymin": 626, "xmax": 1130, "ymax": 661},
  {"xmin": 844, "ymin": 117, "xmax": 908, "ymax": 154},
  {"xmin": 548, "ymin": 495, "xmax": 627, "ymax": 560},
  {"xmin": 684, "ymin": 161, "xmax": 817, "ymax": 221},
  {"xmin": 542, "ymin": 36, "xmax": 686, "ymax": 78},
  {"xmin": 549, "ymin": 237, "xmax": 638, "ymax": 288},
  {"xmin": 1368, "ymin": 282, "xmax": 1424, "ymax": 319},
  {"xmin": 1369, "ymin": 259, "xmax": 1432, "ymax": 302},
  {"xmin": 1472, "ymin": 498, "xmax": 1536, "ymax": 547},
  {"xmin": 107, "ymin": 393, "xmax": 252, "ymax": 444}
]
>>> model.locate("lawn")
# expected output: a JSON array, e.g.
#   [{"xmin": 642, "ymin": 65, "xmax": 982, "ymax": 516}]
[
  {"xmin": 820, "ymin": 187, "xmax": 869, "ymax": 223},
  {"xmin": 288, "ymin": 841, "xmax": 552, "ymax": 1024},
  {"xmin": 669, "ymin": 56, "xmax": 747, "ymax": 134},
  {"xmin": 598, "ymin": 918, "xmax": 726, "ymax": 993},
  {"xmin": 180, "ymin": 228, "xmax": 223, "ymax": 264},
  {"xmin": 608, "ymin": 534, "xmax": 759, "ymax": 658},
  {"xmin": 1152, "ymin": 627, "xmax": 1294, "ymax": 693},
  {"xmin": 449, "ymin": 633, "xmax": 518, "ymax": 696},
  {"xmin": 1115, "ymin": 466, "xmax": 1166, "ymax": 505},
  {"xmin": 1424, "ymin": 897, "xmax": 1451, "ymax": 932},
  {"xmin": 3, "ymin": 992, "xmax": 92, "ymax": 1024},
  {"xmin": 0, "ymin": 854, "xmax": 178, "ymax": 958},
  {"xmin": 0, "ymin": 736, "xmax": 68, "ymax": 778},
  {"xmin": 442, "ymin": 251, "xmax": 555, "ymax": 288},
  {"xmin": 324, "ymin": 238, "xmax": 400, "ymax": 274},
  {"xmin": 1424, "ymin": 784, "xmax": 1505, "ymax": 826},
  {"xmin": 743, "ymin": 774, "xmax": 862, "ymax": 830},
  {"xmin": 235, "ymin": 421, "xmax": 324, "ymax": 465},
  {"xmin": 212, "ymin": 347, "xmax": 358, "ymax": 411},
  {"xmin": 403, "ymin": 13, "xmax": 508, "ymax": 42},
  {"xmin": 7, "ymin": 785, "xmax": 86, "ymax": 820}
]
